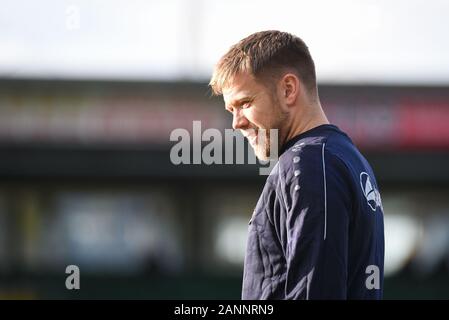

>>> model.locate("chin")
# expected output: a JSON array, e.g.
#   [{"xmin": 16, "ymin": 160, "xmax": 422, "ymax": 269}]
[{"xmin": 254, "ymin": 145, "xmax": 271, "ymax": 161}]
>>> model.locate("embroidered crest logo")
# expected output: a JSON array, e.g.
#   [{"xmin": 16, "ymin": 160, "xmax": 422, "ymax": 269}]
[{"xmin": 360, "ymin": 172, "xmax": 383, "ymax": 212}]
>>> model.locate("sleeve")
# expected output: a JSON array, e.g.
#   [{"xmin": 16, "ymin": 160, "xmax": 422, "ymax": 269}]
[{"xmin": 279, "ymin": 145, "xmax": 352, "ymax": 299}]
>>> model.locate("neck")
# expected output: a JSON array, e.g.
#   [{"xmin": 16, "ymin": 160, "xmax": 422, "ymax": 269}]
[{"xmin": 281, "ymin": 100, "xmax": 329, "ymax": 147}]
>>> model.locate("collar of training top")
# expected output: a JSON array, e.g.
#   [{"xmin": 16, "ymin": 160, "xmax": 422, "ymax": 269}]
[{"xmin": 279, "ymin": 124, "xmax": 340, "ymax": 156}]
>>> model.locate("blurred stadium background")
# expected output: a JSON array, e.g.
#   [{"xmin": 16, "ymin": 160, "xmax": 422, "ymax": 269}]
[{"xmin": 0, "ymin": 0, "xmax": 448, "ymax": 299}]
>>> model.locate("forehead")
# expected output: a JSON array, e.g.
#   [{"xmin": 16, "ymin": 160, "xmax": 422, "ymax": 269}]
[{"xmin": 222, "ymin": 73, "xmax": 263, "ymax": 105}]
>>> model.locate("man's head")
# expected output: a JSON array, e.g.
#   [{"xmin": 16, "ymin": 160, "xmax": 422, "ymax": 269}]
[{"xmin": 210, "ymin": 30, "xmax": 321, "ymax": 160}]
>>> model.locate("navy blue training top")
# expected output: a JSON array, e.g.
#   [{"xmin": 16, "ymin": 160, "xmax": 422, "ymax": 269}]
[{"xmin": 242, "ymin": 124, "xmax": 385, "ymax": 300}]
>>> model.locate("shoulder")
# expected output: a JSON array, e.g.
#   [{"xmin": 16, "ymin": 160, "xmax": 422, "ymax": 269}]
[
  {"xmin": 278, "ymin": 135, "xmax": 327, "ymax": 181},
  {"xmin": 278, "ymin": 132, "xmax": 355, "ymax": 188}
]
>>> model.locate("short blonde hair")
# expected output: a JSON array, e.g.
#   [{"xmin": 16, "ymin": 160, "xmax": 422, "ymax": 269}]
[{"xmin": 209, "ymin": 30, "xmax": 317, "ymax": 96}]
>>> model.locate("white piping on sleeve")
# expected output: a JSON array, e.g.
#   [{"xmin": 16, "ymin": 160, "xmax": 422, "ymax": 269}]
[{"xmin": 322, "ymin": 142, "xmax": 327, "ymax": 241}]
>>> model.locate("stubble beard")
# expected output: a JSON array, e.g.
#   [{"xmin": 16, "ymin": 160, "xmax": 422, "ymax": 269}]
[
  {"xmin": 249, "ymin": 92, "xmax": 289, "ymax": 161},
  {"xmin": 253, "ymin": 128, "xmax": 271, "ymax": 161},
  {"xmin": 252, "ymin": 114, "xmax": 288, "ymax": 162}
]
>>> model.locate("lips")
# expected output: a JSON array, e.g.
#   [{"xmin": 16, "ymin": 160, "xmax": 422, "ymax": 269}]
[
  {"xmin": 243, "ymin": 131, "xmax": 257, "ymax": 145},
  {"xmin": 242, "ymin": 128, "xmax": 260, "ymax": 146}
]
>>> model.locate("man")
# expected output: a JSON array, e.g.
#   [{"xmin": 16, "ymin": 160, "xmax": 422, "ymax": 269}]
[{"xmin": 209, "ymin": 30, "xmax": 385, "ymax": 299}]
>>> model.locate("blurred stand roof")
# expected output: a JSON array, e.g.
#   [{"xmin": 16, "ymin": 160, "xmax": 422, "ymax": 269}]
[{"xmin": 0, "ymin": 78, "xmax": 448, "ymax": 185}]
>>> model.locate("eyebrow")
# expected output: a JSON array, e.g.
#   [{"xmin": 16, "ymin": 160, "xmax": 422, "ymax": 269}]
[{"xmin": 225, "ymin": 95, "xmax": 256, "ymax": 111}]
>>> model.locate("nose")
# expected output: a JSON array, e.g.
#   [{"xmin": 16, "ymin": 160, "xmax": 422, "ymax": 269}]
[{"xmin": 232, "ymin": 109, "xmax": 249, "ymax": 130}]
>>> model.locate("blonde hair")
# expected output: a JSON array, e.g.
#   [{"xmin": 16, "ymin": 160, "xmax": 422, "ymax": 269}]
[{"xmin": 209, "ymin": 30, "xmax": 317, "ymax": 96}]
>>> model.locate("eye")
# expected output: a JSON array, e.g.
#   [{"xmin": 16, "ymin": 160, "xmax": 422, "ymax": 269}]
[{"xmin": 242, "ymin": 101, "xmax": 251, "ymax": 109}]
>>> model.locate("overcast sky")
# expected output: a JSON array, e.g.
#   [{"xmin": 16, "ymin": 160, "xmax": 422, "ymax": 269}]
[{"xmin": 1, "ymin": 0, "xmax": 449, "ymax": 84}]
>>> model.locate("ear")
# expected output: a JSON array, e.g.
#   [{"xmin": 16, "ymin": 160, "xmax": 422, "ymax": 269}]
[{"xmin": 278, "ymin": 73, "xmax": 300, "ymax": 108}]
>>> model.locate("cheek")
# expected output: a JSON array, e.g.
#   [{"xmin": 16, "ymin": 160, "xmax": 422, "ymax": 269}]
[{"xmin": 243, "ymin": 108, "xmax": 269, "ymax": 128}]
